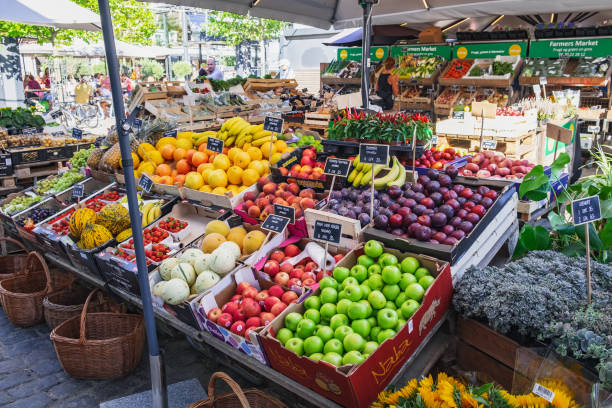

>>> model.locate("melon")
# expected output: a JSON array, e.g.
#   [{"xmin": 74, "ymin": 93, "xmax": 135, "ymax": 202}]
[
  {"xmin": 205, "ymin": 220, "xmax": 229, "ymax": 237},
  {"xmin": 159, "ymin": 258, "xmax": 180, "ymax": 281},
  {"xmin": 171, "ymin": 263, "xmax": 196, "ymax": 286},
  {"xmin": 201, "ymin": 233, "xmax": 225, "ymax": 253}
]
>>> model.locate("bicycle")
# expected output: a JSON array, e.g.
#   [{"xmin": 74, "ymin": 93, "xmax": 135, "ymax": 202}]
[{"xmin": 54, "ymin": 97, "xmax": 103, "ymax": 129}]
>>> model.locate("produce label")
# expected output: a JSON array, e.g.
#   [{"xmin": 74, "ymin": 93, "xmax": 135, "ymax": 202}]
[
  {"xmin": 529, "ymin": 37, "xmax": 612, "ymax": 58},
  {"xmin": 337, "ymin": 47, "xmax": 388, "ymax": 62},
  {"xmin": 72, "ymin": 128, "xmax": 83, "ymax": 140},
  {"xmin": 481, "ymin": 140, "xmax": 497, "ymax": 150},
  {"xmin": 261, "ymin": 214, "xmax": 290, "ymax": 234},
  {"xmin": 588, "ymin": 125, "xmax": 600, "ymax": 134},
  {"xmin": 132, "ymin": 118, "xmax": 142, "ymax": 131},
  {"xmin": 359, "ymin": 143, "xmax": 389, "ymax": 165},
  {"xmin": 452, "ymin": 111, "xmax": 465, "ymax": 119},
  {"xmin": 572, "ymin": 195, "xmax": 601, "ymax": 225},
  {"xmin": 0, "ymin": 153, "xmax": 13, "ymax": 177},
  {"xmin": 273, "ymin": 204, "xmax": 295, "ymax": 224},
  {"xmin": 277, "ymin": 149, "xmax": 302, "ymax": 170},
  {"xmin": 163, "ymin": 130, "xmax": 177, "ymax": 138},
  {"xmin": 138, "ymin": 174, "xmax": 153, "ymax": 193},
  {"xmin": 453, "ymin": 41, "xmax": 527, "ymax": 59},
  {"xmin": 532, "ymin": 383, "xmax": 555, "ymax": 403},
  {"xmin": 313, "ymin": 220, "xmax": 342, "ymax": 244},
  {"xmin": 72, "ymin": 184, "xmax": 84, "ymax": 198},
  {"xmin": 263, "ymin": 116, "xmax": 284, "ymax": 133},
  {"xmin": 206, "ymin": 137, "xmax": 224, "ymax": 153},
  {"xmin": 323, "ymin": 158, "xmax": 351, "ymax": 177},
  {"xmin": 390, "ymin": 44, "xmax": 451, "ymax": 59},
  {"xmin": 22, "ymin": 127, "xmax": 38, "ymax": 135}
]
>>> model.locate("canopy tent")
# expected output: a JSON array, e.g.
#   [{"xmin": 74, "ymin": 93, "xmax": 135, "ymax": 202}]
[
  {"xmin": 323, "ymin": 24, "xmax": 418, "ymax": 46},
  {"xmin": 19, "ymin": 39, "xmax": 171, "ymax": 59},
  {"xmin": 4, "ymin": 0, "xmax": 101, "ymax": 31}
]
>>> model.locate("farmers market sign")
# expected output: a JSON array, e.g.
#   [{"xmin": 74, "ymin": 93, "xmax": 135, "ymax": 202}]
[
  {"xmin": 390, "ymin": 44, "xmax": 451, "ymax": 59},
  {"xmin": 529, "ymin": 38, "xmax": 612, "ymax": 58},
  {"xmin": 453, "ymin": 41, "xmax": 527, "ymax": 59},
  {"xmin": 337, "ymin": 47, "xmax": 388, "ymax": 62}
]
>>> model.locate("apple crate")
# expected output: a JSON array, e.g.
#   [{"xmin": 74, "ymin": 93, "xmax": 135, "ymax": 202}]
[
  {"xmin": 304, "ymin": 208, "xmax": 362, "ymax": 251},
  {"xmin": 195, "ymin": 265, "xmax": 310, "ymax": 365},
  {"xmin": 148, "ymin": 181, "xmax": 257, "ymax": 211},
  {"xmin": 404, "ymin": 155, "xmax": 469, "ymax": 176},
  {"xmin": 259, "ymin": 244, "xmax": 452, "ymax": 408}
]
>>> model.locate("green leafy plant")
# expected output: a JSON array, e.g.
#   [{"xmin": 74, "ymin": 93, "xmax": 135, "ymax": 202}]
[
  {"xmin": 92, "ymin": 61, "xmax": 106, "ymax": 75},
  {"xmin": 138, "ymin": 59, "xmax": 164, "ymax": 80},
  {"xmin": 0, "ymin": 107, "xmax": 45, "ymax": 129},
  {"xmin": 172, "ymin": 61, "xmax": 192, "ymax": 79}
]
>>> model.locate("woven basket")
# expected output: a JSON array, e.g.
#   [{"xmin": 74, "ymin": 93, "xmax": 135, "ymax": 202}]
[
  {"xmin": 188, "ymin": 372, "xmax": 287, "ymax": 408},
  {"xmin": 0, "ymin": 237, "xmax": 29, "ymax": 281},
  {"xmin": 43, "ymin": 285, "xmax": 122, "ymax": 330},
  {"xmin": 50, "ymin": 289, "xmax": 145, "ymax": 379},
  {"xmin": 0, "ymin": 252, "xmax": 73, "ymax": 327}
]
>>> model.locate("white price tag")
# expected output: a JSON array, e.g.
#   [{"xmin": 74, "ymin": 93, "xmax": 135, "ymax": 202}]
[
  {"xmin": 408, "ymin": 319, "xmax": 413, "ymax": 334},
  {"xmin": 533, "ymin": 383, "xmax": 555, "ymax": 403}
]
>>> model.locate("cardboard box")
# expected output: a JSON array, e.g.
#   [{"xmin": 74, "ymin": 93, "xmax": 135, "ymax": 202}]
[
  {"xmin": 419, "ymin": 26, "xmax": 443, "ymax": 43},
  {"xmin": 259, "ymin": 245, "xmax": 452, "ymax": 408}
]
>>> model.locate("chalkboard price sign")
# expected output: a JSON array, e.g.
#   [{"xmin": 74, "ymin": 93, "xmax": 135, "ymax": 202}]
[
  {"xmin": 132, "ymin": 119, "xmax": 142, "ymax": 131},
  {"xmin": 261, "ymin": 214, "xmax": 290, "ymax": 234},
  {"xmin": 313, "ymin": 220, "xmax": 342, "ymax": 244},
  {"xmin": 163, "ymin": 130, "xmax": 177, "ymax": 138},
  {"xmin": 277, "ymin": 149, "xmax": 302, "ymax": 170},
  {"xmin": 72, "ymin": 128, "xmax": 83, "ymax": 140},
  {"xmin": 572, "ymin": 195, "xmax": 601, "ymax": 225},
  {"xmin": 22, "ymin": 127, "xmax": 38, "ymax": 135},
  {"xmin": 72, "ymin": 184, "xmax": 84, "ymax": 198},
  {"xmin": 452, "ymin": 111, "xmax": 465, "ymax": 119},
  {"xmin": 323, "ymin": 158, "xmax": 351, "ymax": 177},
  {"xmin": 359, "ymin": 143, "xmax": 389, "ymax": 165},
  {"xmin": 273, "ymin": 204, "xmax": 295, "ymax": 224},
  {"xmin": 138, "ymin": 174, "xmax": 154, "ymax": 193},
  {"xmin": 263, "ymin": 116, "xmax": 284, "ymax": 133},
  {"xmin": 206, "ymin": 137, "xmax": 224, "ymax": 153}
]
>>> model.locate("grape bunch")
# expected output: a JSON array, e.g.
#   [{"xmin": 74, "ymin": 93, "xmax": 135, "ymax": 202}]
[
  {"xmin": 2, "ymin": 194, "xmax": 43, "ymax": 214},
  {"xmin": 69, "ymin": 145, "xmax": 95, "ymax": 169},
  {"xmin": 17, "ymin": 207, "xmax": 55, "ymax": 226},
  {"xmin": 35, "ymin": 169, "xmax": 84, "ymax": 195}
]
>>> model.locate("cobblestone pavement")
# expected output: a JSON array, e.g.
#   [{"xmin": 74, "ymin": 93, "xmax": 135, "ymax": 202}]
[{"xmin": 0, "ymin": 308, "xmax": 304, "ymax": 408}]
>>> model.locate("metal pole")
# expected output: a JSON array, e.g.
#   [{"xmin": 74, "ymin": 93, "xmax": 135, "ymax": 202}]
[
  {"xmin": 97, "ymin": 1, "xmax": 167, "ymax": 407},
  {"xmin": 360, "ymin": 0, "xmax": 373, "ymax": 109},
  {"xmin": 182, "ymin": 9, "xmax": 189, "ymax": 64}
]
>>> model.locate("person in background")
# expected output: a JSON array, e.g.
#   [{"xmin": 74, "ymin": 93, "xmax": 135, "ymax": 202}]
[
  {"xmin": 278, "ymin": 59, "xmax": 295, "ymax": 79},
  {"xmin": 120, "ymin": 73, "xmax": 133, "ymax": 99},
  {"xmin": 25, "ymin": 74, "xmax": 43, "ymax": 98},
  {"xmin": 145, "ymin": 75, "xmax": 155, "ymax": 82},
  {"xmin": 132, "ymin": 64, "xmax": 142, "ymax": 80},
  {"xmin": 204, "ymin": 57, "xmax": 223, "ymax": 81},
  {"xmin": 41, "ymin": 68, "xmax": 51, "ymax": 88},
  {"xmin": 373, "ymin": 57, "xmax": 399, "ymax": 111},
  {"xmin": 96, "ymin": 75, "xmax": 112, "ymax": 118},
  {"xmin": 74, "ymin": 77, "xmax": 93, "ymax": 105}
]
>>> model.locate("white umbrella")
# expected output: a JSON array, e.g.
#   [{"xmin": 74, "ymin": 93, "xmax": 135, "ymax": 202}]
[{"xmin": 4, "ymin": 0, "xmax": 101, "ymax": 31}]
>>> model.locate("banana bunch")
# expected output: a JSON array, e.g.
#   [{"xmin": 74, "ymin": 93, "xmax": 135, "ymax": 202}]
[
  {"xmin": 347, "ymin": 155, "xmax": 407, "ymax": 189},
  {"xmin": 193, "ymin": 131, "xmax": 218, "ymax": 147},
  {"xmin": 216, "ymin": 116, "xmax": 276, "ymax": 148},
  {"xmin": 141, "ymin": 201, "xmax": 161, "ymax": 226}
]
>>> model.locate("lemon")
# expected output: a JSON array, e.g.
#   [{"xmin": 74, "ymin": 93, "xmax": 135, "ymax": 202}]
[
  {"xmin": 248, "ymin": 160, "xmax": 266, "ymax": 176},
  {"xmin": 212, "ymin": 186, "xmax": 228, "ymax": 195},
  {"xmin": 227, "ymin": 166, "xmax": 243, "ymax": 185},
  {"xmin": 241, "ymin": 168, "xmax": 259, "ymax": 186},
  {"xmin": 274, "ymin": 140, "xmax": 288, "ymax": 153},
  {"xmin": 246, "ymin": 146, "xmax": 262, "ymax": 161},
  {"xmin": 228, "ymin": 147, "xmax": 242, "ymax": 163},
  {"xmin": 208, "ymin": 169, "xmax": 228, "ymax": 188},
  {"xmin": 270, "ymin": 152, "xmax": 282, "ymax": 165},
  {"xmin": 234, "ymin": 151, "xmax": 251, "ymax": 169},
  {"xmin": 213, "ymin": 154, "xmax": 231, "ymax": 171},
  {"xmin": 199, "ymin": 185, "xmax": 213, "ymax": 193},
  {"xmin": 175, "ymin": 138, "xmax": 193, "ymax": 151},
  {"xmin": 260, "ymin": 142, "xmax": 276, "ymax": 159}
]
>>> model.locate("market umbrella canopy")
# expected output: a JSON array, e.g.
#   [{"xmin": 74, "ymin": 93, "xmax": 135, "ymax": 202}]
[
  {"xmin": 323, "ymin": 25, "xmax": 418, "ymax": 46},
  {"xmin": 3, "ymin": 0, "xmax": 101, "ymax": 31}
]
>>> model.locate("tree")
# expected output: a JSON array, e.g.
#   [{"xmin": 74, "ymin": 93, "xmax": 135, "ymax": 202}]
[{"xmin": 0, "ymin": 0, "xmax": 156, "ymax": 45}]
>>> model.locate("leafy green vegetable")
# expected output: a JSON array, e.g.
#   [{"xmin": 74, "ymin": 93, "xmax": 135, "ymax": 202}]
[{"xmin": 0, "ymin": 107, "xmax": 45, "ymax": 129}]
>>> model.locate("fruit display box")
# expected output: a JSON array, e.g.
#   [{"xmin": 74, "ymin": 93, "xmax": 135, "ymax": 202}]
[
  {"xmin": 270, "ymin": 147, "xmax": 332, "ymax": 192},
  {"xmin": 95, "ymin": 202, "xmax": 223, "ymax": 295},
  {"xmin": 304, "ymin": 208, "xmax": 362, "ymax": 250},
  {"xmin": 516, "ymin": 172, "xmax": 569, "ymax": 218},
  {"xmin": 404, "ymin": 155, "xmax": 469, "ymax": 176},
  {"xmin": 259, "ymin": 245, "xmax": 452, "ymax": 408},
  {"xmin": 363, "ymin": 177, "xmax": 515, "ymax": 264},
  {"xmin": 321, "ymin": 140, "xmax": 425, "ymax": 159},
  {"xmin": 148, "ymin": 181, "xmax": 257, "ymax": 210},
  {"xmin": 195, "ymin": 266, "xmax": 310, "ymax": 366}
]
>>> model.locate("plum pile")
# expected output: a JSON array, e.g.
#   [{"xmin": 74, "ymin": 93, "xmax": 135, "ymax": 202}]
[
  {"xmin": 17, "ymin": 207, "xmax": 55, "ymax": 226},
  {"xmin": 326, "ymin": 166, "xmax": 498, "ymax": 244}
]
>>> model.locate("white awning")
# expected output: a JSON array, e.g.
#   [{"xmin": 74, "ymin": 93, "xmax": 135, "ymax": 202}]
[
  {"xmin": 19, "ymin": 39, "xmax": 171, "ymax": 58},
  {"xmin": 4, "ymin": 0, "xmax": 101, "ymax": 31}
]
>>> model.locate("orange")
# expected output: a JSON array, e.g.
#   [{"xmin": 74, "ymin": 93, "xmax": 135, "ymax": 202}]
[
  {"xmin": 175, "ymin": 138, "xmax": 193, "ymax": 151},
  {"xmin": 159, "ymin": 175, "xmax": 173, "ymax": 185},
  {"xmin": 234, "ymin": 151, "xmax": 251, "ymax": 169},
  {"xmin": 151, "ymin": 175, "xmax": 161, "ymax": 183},
  {"xmin": 213, "ymin": 154, "xmax": 231, "ymax": 171},
  {"xmin": 208, "ymin": 169, "xmax": 228, "ymax": 188},
  {"xmin": 173, "ymin": 147, "xmax": 187, "ymax": 162},
  {"xmin": 192, "ymin": 152, "xmax": 206, "ymax": 167},
  {"xmin": 197, "ymin": 143, "xmax": 208, "ymax": 152},
  {"xmin": 241, "ymin": 168, "xmax": 259, "ymax": 186},
  {"xmin": 160, "ymin": 144, "xmax": 176, "ymax": 160},
  {"xmin": 176, "ymin": 159, "xmax": 191, "ymax": 175},
  {"xmin": 156, "ymin": 163, "xmax": 172, "ymax": 177},
  {"xmin": 227, "ymin": 166, "xmax": 243, "ymax": 185},
  {"xmin": 222, "ymin": 147, "xmax": 229, "ymax": 155},
  {"xmin": 197, "ymin": 163, "xmax": 208, "ymax": 173},
  {"xmin": 174, "ymin": 174, "xmax": 186, "ymax": 187},
  {"xmin": 171, "ymin": 169, "xmax": 178, "ymax": 177},
  {"xmin": 186, "ymin": 149, "xmax": 197, "ymax": 164}
]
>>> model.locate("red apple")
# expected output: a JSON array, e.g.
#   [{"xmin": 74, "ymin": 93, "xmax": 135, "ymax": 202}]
[
  {"xmin": 232, "ymin": 308, "xmax": 246, "ymax": 322},
  {"xmin": 207, "ymin": 308, "xmax": 222, "ymax": 323},
  {"xmin": 242, "ymin": 298, "xmax": 261, "ymax": 318},
  {"xmin": 270, "ymin": 250, "xmax": 285, "ymax": 263},
  {"xmin": 217, "ymin": 313, "xmax": 233, "ymax": 328},
  {"xmin": 230, "ymin": 294, "xmax": 242, "ymax": 303},
  {"xmin": 236, "ymin": 282, "xmax": 251, "ymax": 295},
  {"xmin": 264, "ymin": 296, "xmax": 281, "ymax": 312},
  {"xmin": 289, "ymin": 269, "xmax": 304, "ymax": 280},
  {"xmin": 242, "ymin": 286, "xmax": 258, "ymax": 299},
  {"xmin": 288, "ymin": 278, "xmax": 302, "ymax": 288},
  {"xmin": 267, "ymin": 285, "xmax": 284, "ymax": 299},
  {"xmin": 284, "ymin": 244, "xmax": 300, "ymax": 257},
  {"xmin": 280, "ymin": 263, "xmax": 293, "ymax": 274},
  {"xmin": 270, "ymin": 302, "xmax": 287, "ymax": 316},
  {"xmin": 281, "ymin": 291, "xmax": 298, "ymax": 304},
  {"xmin": 259, "ymin": 312, "xmax": 276, "ymax": 326},
  {"xmin": 264, "ymin": 260, "xmax": 280, "ymax": 277},
  {"xmin": 230, "ymin": 320, "xmax": 246, "ymax": 336},
  {"xmin": 333, "ymin": 254, "xmax": 344, "ymax": 263},
  {"xmin": 254, "ymin": 290, "xmax": 269, "ymax": 304},
  {"xmin": 222, "ymin": 302, "xmax": 239, "ymax": 316},
  {"xmin": 302, "ymin": 278, "xmax": 317, "ymax": 287},
  {"xmin": 273, "ymin": 272, "xmax": 289, "ymax": 286},
  {"xmin": 301, "ymin": 272, "xmax": 316, "ymax": 282},
  {"xmin": 304, "ymin": 261, "xmax": 317, "ymax": 272},
  {"xmin": 245, "ymin": 316, "xmax": 262, "ymax": 328},
  {"xmin": 244, "ymin": 327, "xmax": 256, "ymax": 340}
]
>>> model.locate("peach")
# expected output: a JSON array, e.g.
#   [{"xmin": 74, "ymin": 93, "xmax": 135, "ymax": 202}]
[
  {"xmin": 299, "ymin": 188, "xmax": 315, "ymax": 199},
  {"xmin": 300, "ymin": 197, "xmax": 315, "ymax": 210},
  {"xmin": 278, "ymin": 182, "xmax": 289, "ymax": 191},
  {"xmin": 300, "ymin": 165, "xmax": 312, "ymax": 174},
  {"xmin": 261, "ymin": 204, "xmax": 274, "ymax": 219},
  {"xmin": 287, "ymin": 183, "xmax": 300, "ymax": 196},
  {"xmin": 273, "ymin": 197, "xmax": 289, "ymax": 206},
  {"xmin": 257, "ymin": 177, "xmax": 270, "ymax": 190},
  {"xmin": 243, "ymin": 191, "xmax": 257, "ymax": 202},
  {"xmin": 244, "ymin": 200, "xmax": 255, "ymax": 209},
  {"xmin": 248, "ymin": 206, "xmax": 261, "ymax": 218},
  {"xmin": 298, "ymin": 172, "xmax": 309, "ymax": 179},
  {"xmin": 262, "ymin": 182, "xmax": 277, "ymax": 195},
  {"xmin": 280, "ymin": 167, "xmax": 289, "ymax": 176}
]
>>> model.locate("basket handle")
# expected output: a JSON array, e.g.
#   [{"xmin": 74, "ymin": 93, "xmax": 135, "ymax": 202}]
[
  {"xmin": 0, "ymin": 237, "xmax": 28, "ymax": 253},
  {"xmin": 207, "ymin": 372, "xmax": 251, "ymax": 408},
  {"xmin": 25, "ymin": 251, "xmax": 53, "ymax": 292},
  {"xmin": 78, "ymin": 288, "xmax": 100, "ymax": 345}
]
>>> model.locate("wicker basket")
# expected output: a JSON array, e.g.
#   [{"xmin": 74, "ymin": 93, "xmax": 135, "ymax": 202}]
[
  {"xmin": 0, "ymin": 252, "xmax": 73, "ymax": 327},
  {"xmin": 0, "ymin": 237, "xmax": 30, "ymax": 280},
  {"xmin": 50, "ymin": 289, "xmax": 145, "ymax": 379},
  {"xmin": 43, "ymin": 285, "xmax": 122, "ymax": 330},
  {"xmin": 188, "ymin": 372, "xmax": 287, "ymax": 408}
]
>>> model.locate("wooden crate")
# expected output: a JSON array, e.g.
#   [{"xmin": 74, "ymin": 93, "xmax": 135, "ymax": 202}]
[
  {"xmin": 438, "ymin": 131, "xmax": 535, "ymax": 156},
  {"xmin": 304, "ymin": 112, "xmax": 331, "ymax": 127},
  {"xmin": 243, "ymin": 78, "xmax": 298, "ymax": 92}
]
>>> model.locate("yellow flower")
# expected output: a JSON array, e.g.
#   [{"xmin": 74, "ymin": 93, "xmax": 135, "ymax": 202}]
[{"xmin": 438, "ymin": 381, "xmax": 459, "ymax": 408}]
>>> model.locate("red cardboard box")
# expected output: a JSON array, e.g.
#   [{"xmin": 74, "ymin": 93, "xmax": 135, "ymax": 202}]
[{"xmin": 259, "ymin": 245, "xmax": 452, "ymax": 408}]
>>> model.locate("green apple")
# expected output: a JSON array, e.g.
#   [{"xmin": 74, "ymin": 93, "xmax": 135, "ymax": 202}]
[
  {"xmin": 381, "ymin": 265, "xmax": 401, "ymax": 285},
  {"xmin": 285, "ymin": 312, "xmax": 303, "ymax": 332},
  {"xmin": 367, "ymin": 274, "xmax": 383, "ymax": 290},
  {"xmin": 334, "ymin": 325, "xmax": 353, "ymax": 342},
  {"xmin": 419, "ymin": 275, "xmax": 435, "ymax": 290},
  {"xmin": 319, "ymin": 276, "xmax": 338, "ymax": 290},
  {"xmin": 400, "ymin": 299, "xmax": 420, "ymax": 319},
  {"xmin": 341, "ymin": 277, "xmax": 359, "ymax": 290},
  {"xmin": 359, "ymin": 284, "xmax": 371, "ymax": 299},
  {"xmin": 348, "ymin": 301, "xmax": 368, "ymax": 320},
  {"xmin": 358, "ymin": 300, "xmax": 373, "ymax": 318},
  {"xmin": 329, "ymin": 314, "xmax": 349, "ymax": 331},
  {"xmin": 377, "ymin": 308, "xmax": 398, "ymax": 329},
  {"xmin": 276, "ymin": 328, "xmax": 293, "ymax": 345},
  {"xmin": 378, "ymin": 253, "xmax": 398, "ymax": 267},
  {"xmin": 303, "ymin": 335, "xmax": 324, "ymax": 355},
  {"xmin": 304, "ymin": 295, "xmax": 321, "ymax": 310},
  {"xmin": 363, "ymin": 240, "xmax": 383, "ymax": 258},
  {"xmin": 332, "ymin": 267, "xmax": 350, "ymax": 283},
  {"xmin": 368, "ymin": 290, "xmax": 386, "ymax": 309},
  {"xmin": 385, "ymin": 301, "xmax": 396, "ymax": 310},
  {"xmin": 342, "ymin": 350, "xmax": 365, "ymax": 366},
  {"xmin": 382, "ymin": 284, "xmax": 401, "ymax": 301},
  {"xmin": 309, "ymin": 352, "xmax": 323, "ymax": 362},
  {"xmin": 350, "ymin": 265, "xmax": 368, "ymax": 283},
  {"xmin": 316, "ymin": 326, "xmax": 334, "ymax": 343},
  {"xmin": 357, "ymin": 254, "xmax": 375, "ymax": 269},
  {"xmin": 336, "ymin": 298, "xmax": 352, "ymax": 315},
  {"xmin": 338, "ymin": 290, "xmax": 348, "ymax": 301},
  {"xmin": 323, "ymin": 338, "xmax": 343, "ymax": 355},
  {"xmin": 304, "ymin": 309, "xmax": 321, "ymax": 324},
  {"xmin": 285, "ymin": 337, "xmax": 304, "ymax": 356},
  {"xmin": 320, "ymin": 303, "xmax": 337, "ymax": 321},
  {"xmin": 296, "ymin": 318, "xmax": 316, "ymax": 339},
  {"xmin": 367, "ymin": 264, "xmax": 382, "ymax": 277},
  {"xmin": 363, "ymin": 341, "xmax": 378, "ymax": 355},
  {"xmin": 367, "ymin": 316, "xmax": 377, "ymax": 328},
  {"xmin": 369, "ymin": 327, "xmax": 381, "ymax": 343},
  {"xmin": 351, "ymin": 319, "xmax": 371, "ymax": 338},
  {"xmin": 322, "ymin": 351, "xmax": 343, "ymax": 366},
  {"xmin": 400, "ymin": 256, "xmax": 420, "ymax": 274},
  {"xmin": 398, "ymin": 273, "xmax": 417, "ymax": 290},
  {"xmin": 395, "ymin": 318, "xmax": 406, "ymax": 331},
  {"xmin": 320, "ymin": 287, "xmax": 338, "ymax": 304},
  {"xmin": 405, "ymin": 283, "xmax": 425, "ymax": 302},
  {"xmin": 414, "ymin": 267, "xmax": 430, "ymax": 281},
  {"xmin": 377, "ymin": 328, "xmax": 396, "ymax": 344},
  {"xmin": 394, "ymin": 292, "xmax": 408, "ymax": 308},
  {"xmin": 343, "ymin": 332, "xmax": 365, "ymax": 352},
  {"xmin": 344, "ymin": 284, "xmax": 362, "ymax": 302}
]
